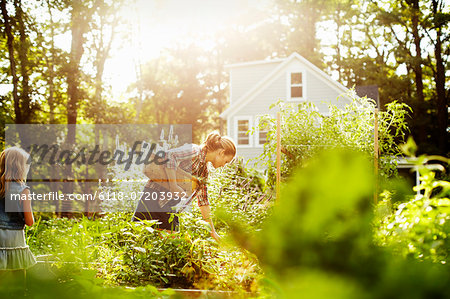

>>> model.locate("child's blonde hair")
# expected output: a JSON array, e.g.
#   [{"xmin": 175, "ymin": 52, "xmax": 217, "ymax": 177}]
[{"xmin": 0, "ymin": 147, "xmax": 30, "ymax": 196}]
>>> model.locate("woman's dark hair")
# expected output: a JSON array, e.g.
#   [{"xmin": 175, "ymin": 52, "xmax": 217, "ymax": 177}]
[{"xmin": 203, "ymin": 132, "xmax": 236, "ymax": 156}]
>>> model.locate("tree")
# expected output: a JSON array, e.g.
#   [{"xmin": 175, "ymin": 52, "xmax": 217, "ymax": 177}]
[
  {"xmin": 66, "ymin": 1, "xmax": 95, "ymax": 138},
  {"xmin": 14, "ymin": 0, "xmax": 33, "ymax": 123},
  {"xmin": 426, "ymin": 0, "xmax": 449, "ymax": 154},
  {"xmin": 61, "ymin": 0, "xmax": 97, "ymax": 217},
  {"xmin": 274, "ymin": 0, "xmax": 329, "ymax": 66},
  {"xmin": 0, "ymin": 0, "xmax": 21, "ymax": 123},
  {"xmin": 328, "ymin": 0, "xmax": 448, "ymax": 154},
  {"xmin": 0, "ymin": 0, "xmax": 38, "ymax": 127},
  {"xmin": 134, "ymin": 44, "xmax": 213, "ymax": 142},
  {"xmin": 373, "ymin": 0, "xmax": 448, "ymax": 154},
  {"xmin": 84, "ymin": 0, "xmax": 122, "ymax": 124}
]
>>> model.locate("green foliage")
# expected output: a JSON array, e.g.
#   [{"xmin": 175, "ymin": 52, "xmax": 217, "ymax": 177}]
[
  {"xmin": 231, "ymin": 149, "xmax": 450, "ymax": 298},
  {"xmin": 137, "ymin": 51, "xmax": 211, "ymax": 143},
  {"xmin": 23, "ymin": 143, "xmax": 274, "ymax": 292},
  {"xmin": 256, "ymin": 92, "xmax": 411, "ymax": 187},
  {"xmin": 208, "ymin": 159, "xmax": 273, "ymax": 230},
  {"xmin": 375, "ymin": 138, "xmax": 450, "ymax": 264},
  {"xmin": 25, "ymin": 212, "xmax": 261, "ymax": 292},
  {"xmin": 1, "ymin": 0, "xmax": 447, "ymax": 154},
  {"xmin": 0, "ymin": 265, "xmax": 171, "ymax": 299},
  {"xmin": 376, "ymin": 195, "xmax": 450, "ymax": 264}
]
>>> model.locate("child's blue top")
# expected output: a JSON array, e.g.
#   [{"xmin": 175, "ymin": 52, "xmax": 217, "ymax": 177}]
[{"xmin": 0, "ymin": 181, "xmax": 29, "ymax": 230}]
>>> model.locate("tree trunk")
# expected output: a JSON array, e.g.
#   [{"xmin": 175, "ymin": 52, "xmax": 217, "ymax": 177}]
[
  {"xmin": 216, "ymin": 50, "xmax": 225, "ymax": 135},
  {"xmin": 61, "ymin": 1, "xmax": 92, "ymax": 218},
  {"xmin": 297, "ymin": 1, "xmax": 320, "ymax": 64},
  {"xmin": 1, "ymin": 0, "xmax": 21, "ymax": 124},
  {"xmin": 15, "ymin": 0, "xmax": 31, "ymax": 122},
  {"xmin": 66, "ymin": 6, "xmax": 86, "ymax": 131},
  {"xmin": 46, "ymin": 0, "xmax": 56, "ymax": 123},
  {"xmin": 334, "ymin": 3, "xmax": 342, "ymax": 82},
  {"xmin": 410, "ymin": 0, "xmax": 426, "ymax": 147},
  {"xmin": 305, "ymin": 5, "xmax": 318, "ymax": 58},
  {"xmin": 93, "ymin": 8, "xmax": 117, "ymax": 120},
  {"xmin": 432, "ymin": 0, "xmax": 448, "ymax": 154}
]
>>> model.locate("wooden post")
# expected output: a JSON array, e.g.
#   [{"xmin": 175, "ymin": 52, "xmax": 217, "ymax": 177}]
[
  {"xmin": 276, "ymin": 112, "xmax": 281, "ymax": 201},
  {"xmin": 374, "ymin": 108, "xmax": 379, "ymax": 204}
]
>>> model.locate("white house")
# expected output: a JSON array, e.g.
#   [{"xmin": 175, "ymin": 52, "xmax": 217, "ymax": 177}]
[{"xmin": 220, "ymin": 52, "xmax": 353, "ymax": 162}]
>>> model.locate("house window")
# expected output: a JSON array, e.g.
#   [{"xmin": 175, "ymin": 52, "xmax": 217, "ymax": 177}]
[
  {"xmin": 256, "ymin": 116, "xmax": 271, "ymax": 146},
  {"xmin": 290, "ymin": 72, "xmax": 303, "ymax": 98},
  {"xmin": 237, "ymin": 119, "xmax": 250, "ymax": 145}
]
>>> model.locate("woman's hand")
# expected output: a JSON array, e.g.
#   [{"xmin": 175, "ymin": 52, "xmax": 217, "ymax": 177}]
[
  {"xmin": 210, "ymin": 230, "xmax": 221, "ymax": 242},
  {"xmin": 199, "ymin": 205, "xmax": 221, "ymax": 242}
]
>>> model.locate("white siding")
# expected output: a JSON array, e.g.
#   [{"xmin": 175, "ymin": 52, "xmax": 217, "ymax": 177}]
[
  {"xmin": 304, "ymin": 67, "xmax": 349, "ymax": 113},
  {"xmin": 230, "ymin": 75, "xmax": 284, "ymax": 168},
  {"xmin": 236, "ymin": 147, "xmax": 265, "ymax": 167},
  {"xmin": 285, "ymin": 60, "xmax": 349, "ymax": 113},
  {"xmin": 235, "ymin": 75, "xmax": 286, "ymax": 117},
  {"xmin": 229, "ymin": 58, "xmax": 351, "ymax": 166},
  {"xmin": 230, "ymin": 62, "xmax": 281, "ymax": 104}
]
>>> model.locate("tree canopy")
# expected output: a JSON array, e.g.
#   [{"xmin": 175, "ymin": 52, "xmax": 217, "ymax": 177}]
[{"xmin": 0, "ymin": 0, "xmax": 448, "ymax": 154}]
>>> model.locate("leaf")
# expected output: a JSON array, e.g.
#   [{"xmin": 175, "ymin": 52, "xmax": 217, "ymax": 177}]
[
  {"xmin": 122, "ymin": 231, "xmax": 135, "ymax": 237},
  {"xmin": 132, "ymin": 246, "xmax": 146, "ymax": 253},
  {"xmin": 400, "ymin": 137, "xmax": 417, "ymax": 156},
  {"xmin": 160, "ymin": 276, "xmax": 169, "ymax": 284},
  {"xmin": 198, "ymin": 220, "xmax": 212, "ymax": 232}
]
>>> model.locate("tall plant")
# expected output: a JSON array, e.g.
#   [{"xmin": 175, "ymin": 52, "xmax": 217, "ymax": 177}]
[
  {"xmin": 376, "ymin": 138, "xmax": 450, "ymax": 263},
  {"xmin": 256, "ymin": 92, "xmax": 411, "ymax": 187}
]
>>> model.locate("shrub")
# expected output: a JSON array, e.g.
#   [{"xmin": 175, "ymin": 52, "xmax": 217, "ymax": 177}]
[
  {"xmin": 230, "ymin": 149, "xmax": 450, "ymax": 298},
  {"xmin": 207, "ymin": 159, "xmax": 273, "ymax": 230},
  {"xmin": 255, "ymin": 92, "xmax": 411, "ymax": 187},
  {"xmin": 375, "ymin": 139, "xmax": 450, "ymax": 264},
  {"xmin": 27, "ymin": 210, "xmax": 263, "ymax": 292}
]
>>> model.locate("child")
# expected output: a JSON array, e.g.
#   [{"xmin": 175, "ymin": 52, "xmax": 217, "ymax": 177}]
[{"xmin": 0, "ymin": 147, "xmax": 36, "ymax": 273}]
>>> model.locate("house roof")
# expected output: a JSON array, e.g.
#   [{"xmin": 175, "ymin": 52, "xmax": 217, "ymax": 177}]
[
  {"xmin": 220, "ymin": 52, "xmax": 351, "ymax": 119},
  {"xmin": 224, "ymin": 57, "xmax": 284, "ymax": 69}
]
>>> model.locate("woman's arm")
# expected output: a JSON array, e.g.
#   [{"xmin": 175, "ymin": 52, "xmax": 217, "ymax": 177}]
[
  {"xmin": 197, "ymin": 185, "xmax": 220, "ymax": 242},
  {"xmin": 163, "ymin": 144, "xmax": 199, "ymax": 192},
  {"xmin": 163, "ymin": 167, "xmax": 186, "ymax": 193},
  {"xmin": 21, "ymin": 188, "xmax": 34, "ymax": 226},
  {"xmin": 199, "ymin": 205, "xmax": 220, "ymax": 242}
]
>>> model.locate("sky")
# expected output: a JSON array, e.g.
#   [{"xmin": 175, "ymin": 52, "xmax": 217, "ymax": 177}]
[{"xmin": 103, "ymin": 0, "xmax": 273, "ymax": 101}]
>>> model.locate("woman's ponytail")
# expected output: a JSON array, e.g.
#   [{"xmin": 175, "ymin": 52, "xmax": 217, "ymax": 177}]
[{"xmin": 203, "ymin": 132, "xmax": 236, "ymax": 156}]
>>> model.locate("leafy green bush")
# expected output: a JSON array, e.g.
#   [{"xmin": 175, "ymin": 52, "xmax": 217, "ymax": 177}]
[
  {"xmin": 376, "ymin": 139, "xmax": 450, "ymax": 264},
  {"xmin": 255, "ymin": 92, "xmax": 411, "ymax": 187},
  {"xmin": 26, "ymin": 210, "xmax": 262, "ymax": 292},
  {"xmin": 229, "ymin": 149, "xmax": 450, "ymax": 298},
  {"xmin": 1, "ymin": 266, "xmax": 172, "ymax": 299},
  {"xmin": 207, "ymin": 159, "xmax": 273, "ymax": 231}
]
